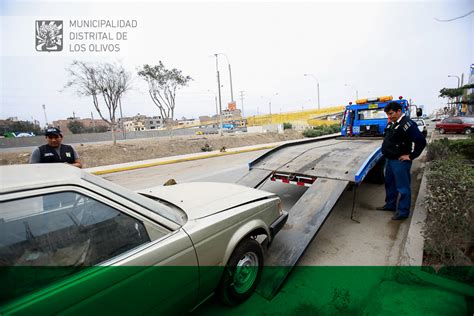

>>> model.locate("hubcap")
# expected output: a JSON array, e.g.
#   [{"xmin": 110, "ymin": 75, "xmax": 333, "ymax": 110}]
[{"xmin": 233, "ymin": 252, "xmax": 259, "ymax": 294}]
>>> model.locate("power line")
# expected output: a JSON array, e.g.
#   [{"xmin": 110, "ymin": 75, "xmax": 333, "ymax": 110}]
[{"xmin": 435, "ymin": 10, "xmax": 473, "ymax": 22}]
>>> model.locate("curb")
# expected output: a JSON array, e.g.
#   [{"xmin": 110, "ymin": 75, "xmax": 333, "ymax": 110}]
[
  {"xmin": 399, "ymin": 129, "xmax": 437, "ymax": 266},
  {"xmin": 86, "ymin": 133, "xmax": 341, "ymax": 176},
  {"xmin": 87, "ymin": 144, "xmax": 276, "ymax": 175},
  {"xmin": 400, "ymin": 167, "xmax": 428, "ymax": 266}
]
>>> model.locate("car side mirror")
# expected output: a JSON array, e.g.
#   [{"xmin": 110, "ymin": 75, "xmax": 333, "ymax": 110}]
[{"xmin": 416, "ymin": 108, "xmax": 423, "ymax": 117}]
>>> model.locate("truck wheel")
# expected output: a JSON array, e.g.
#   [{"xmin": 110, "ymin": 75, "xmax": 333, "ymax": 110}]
[
  {"xmin": 217, "ymin": 238, "xmax": 263, "ymax": 306},
  {"xmin": 464, "ymin": 128, "xmax": 472, "ymax": 135},
  {"xmin": 439, "ymin": 128, "xmax": 445, "ymax": 134}
]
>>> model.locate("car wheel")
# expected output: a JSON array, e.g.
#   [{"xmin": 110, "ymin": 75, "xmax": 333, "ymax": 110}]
[
  {"xmin": 439, "ymin": 128, "xmax": 445, "ymax": 134},
  {"xmin": 464, "ymin": 128, "xmax": 472, "ymax": 135},
  {"xmin": 217, "ymin": 238, "xmax": 263, "ymax": 306}
]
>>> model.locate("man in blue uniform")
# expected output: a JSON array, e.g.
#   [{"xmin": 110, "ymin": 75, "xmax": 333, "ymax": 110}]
[
  {"xmin": 377, "ymin": 102, "xmax": 426, "ymax": 220},
  {"xmin": 29, "ymin": 127, "xmax": 82, "ymax": 168}
]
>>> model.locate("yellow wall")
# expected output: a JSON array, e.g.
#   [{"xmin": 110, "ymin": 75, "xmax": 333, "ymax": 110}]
[{"xmin": 246, "ymin": 106, "xmax": 344, "ymax": 127}]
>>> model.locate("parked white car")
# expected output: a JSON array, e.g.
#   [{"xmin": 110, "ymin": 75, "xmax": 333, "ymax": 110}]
[
  {"xmin": 412, "ymin": 118, "xmax": 428, "ymax": 137},
  {"xmin": 0, "ymin": 164, "xmax": 287, "ymax": 314}
]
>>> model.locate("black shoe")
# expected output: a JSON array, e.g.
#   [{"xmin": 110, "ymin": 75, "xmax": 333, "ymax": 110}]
[
  {"xmin": 391, "ymin": 214, "xmax": 408, "ymax": 220},
  {"xmin": 376, "ymin": 206, "xmax": 396, "ymax": 212}
]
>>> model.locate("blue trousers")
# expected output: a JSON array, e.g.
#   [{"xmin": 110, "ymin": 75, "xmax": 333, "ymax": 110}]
[{"xmin": 384, "ymin": 159, "xmax": 412, "ymax": 217}]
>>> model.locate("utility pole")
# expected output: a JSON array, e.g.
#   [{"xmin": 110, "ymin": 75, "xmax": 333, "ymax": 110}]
[
  {"xmin": 239, "ymin": 91, "xmax": 245, "ymax": 117},
  {"xmin": 215, "ymin": 54, "xmax": 223, "ymax": 136},
  {"xmin": 42, "ymin": 104, "xmax": 48, "ymax": 128},
  {"xmin": 228, "ymin": 63, "xmax": 234, "ymax": 102},
  {"xmin": 304, "ymin": 74, "xmax": 320, "ymax": 110}
]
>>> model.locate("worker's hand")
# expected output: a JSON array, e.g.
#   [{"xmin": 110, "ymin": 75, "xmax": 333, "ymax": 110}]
[{"xmin": 398, "ymin": 155, "xmax": 411, "ymax": 161}]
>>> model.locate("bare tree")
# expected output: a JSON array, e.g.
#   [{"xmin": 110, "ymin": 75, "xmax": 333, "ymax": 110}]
[
  {"xmin": 65, "ymin": 61, "xmax": 131, "ymax": 145},
  {"xmin": 137, "ymin": 61, "xmax": 192, "ymax": 132}
]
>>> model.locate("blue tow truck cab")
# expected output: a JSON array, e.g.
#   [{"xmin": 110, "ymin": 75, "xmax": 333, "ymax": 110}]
[{"xmin": 341, "ymin": 96, "xmax": 410, "ymax": 137}]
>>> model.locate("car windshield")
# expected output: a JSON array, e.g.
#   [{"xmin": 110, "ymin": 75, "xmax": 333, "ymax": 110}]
[{"xmin": 357, "ymin": 108, "xmax": 387, "ymax": 120}]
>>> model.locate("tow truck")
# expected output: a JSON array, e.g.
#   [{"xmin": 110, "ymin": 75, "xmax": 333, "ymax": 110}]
[{"xmin": 236, "ymin": 95, "xmax": 421, "ymax": 299}]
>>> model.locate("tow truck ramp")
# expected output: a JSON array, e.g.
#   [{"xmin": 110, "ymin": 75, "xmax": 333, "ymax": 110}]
[{"xmin": 236, "ymin": 135, "xmax": 383, "ymax": 299}]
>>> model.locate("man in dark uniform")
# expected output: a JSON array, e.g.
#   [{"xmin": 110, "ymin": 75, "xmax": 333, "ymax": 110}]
[
  {"xmin": 29, "ymin": 127, "xmax": 82, "ymax": 168},
  {"xmin": 29, "ymin": 128, "xmax": 82, "ymax": 210},
  {"xmin": 377, "ymin": 102, "xmax": 426, "ymax": 220}
]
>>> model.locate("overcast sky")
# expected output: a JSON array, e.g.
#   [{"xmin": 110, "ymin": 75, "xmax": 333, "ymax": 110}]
[{"xmin": 1, "ymin": 0, "xmax": 473, "ymax": 126}]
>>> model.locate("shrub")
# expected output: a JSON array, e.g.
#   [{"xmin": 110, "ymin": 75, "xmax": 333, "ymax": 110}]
[
  {"xmin": 201, "ymin": 143, "xmax": 213, "ymax": 152},
  {"xmin": 67, "ymin": 120, "xmax": 86, "ymax": 134},
  {"xmin": 303, "ymin": 124, "xmax": 340, "ymax": 138},
  {"xmin": 423, "ymin": 157, "xmax": 474, "ymax": 266},
  {"xmin": 283, "ymin": 122, "xmax": 292, "ymax": 130},
  {"xmin": 427, "ymin": 137, "xmax": 474, "ymax": 161},
  {"xmin": 303, "ymin": 129, "xmax": 323, "ymax": 138}
]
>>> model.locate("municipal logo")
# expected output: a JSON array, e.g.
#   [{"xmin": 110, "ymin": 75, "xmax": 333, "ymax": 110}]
[{"xmin": 35, "ymin": 20, "xmax": 63, "ymax": 52}]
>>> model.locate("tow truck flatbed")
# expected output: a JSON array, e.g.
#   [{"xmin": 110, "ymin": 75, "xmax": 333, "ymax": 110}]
[{"xmin": 236, "ymin": 134, "xmax": 384, "ymax": 299}]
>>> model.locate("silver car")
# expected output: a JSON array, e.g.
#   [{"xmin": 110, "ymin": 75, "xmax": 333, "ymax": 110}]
[{"xmin": 0, "ymin": 164, "xmax": 287, "ymax": 314}]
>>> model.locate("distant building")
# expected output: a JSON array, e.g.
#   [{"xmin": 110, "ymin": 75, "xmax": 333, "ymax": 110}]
[
  {"xmin": 144, "ymin": 116, "xmax": 164, "ymax": 130},
  {"xmin": 199, "ymin": 115, "xmax": 212, "ymax": 123},
  {"xmin": 123, "ymin": 120, "xmax": 145, "ymax": 131},
  {"xmin": 223, "ymin": 108, "xmax": 242, "ymax": 119},
  {"xmin": 52, "ymin": 117, "xmax": 108, "ymax": 134},
  {"xmin": 466, "ymin": 64, "xmax": 474, "ymax": 115},
  {"xmin": 121, "ymin": 113, "xmax": 164, "ymax": 131}
]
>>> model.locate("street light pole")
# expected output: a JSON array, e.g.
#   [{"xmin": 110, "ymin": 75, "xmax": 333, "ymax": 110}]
[
  {"xmin": 447, "ymin": 75, "xmax": 461, "ymax": 87},
  {"xmin": 214, "ymin": 54, "xmax": 224, "ymax": 136},
  {"xmin": 207, "ymin": 89, "xmax": 219, "ymax": 127},
  {"xmin": 42, "ymin": 104, "xmax": 48, "ymax": 128},
  {"xmin": 217, "ymin": 53, "xmax": 234, "ymax": 103},
  {"xmin": 303, "ymin": 74, "xmax": 320, "ymax": 110}
]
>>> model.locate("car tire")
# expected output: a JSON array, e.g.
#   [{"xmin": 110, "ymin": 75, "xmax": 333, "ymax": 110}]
[
  {"xmin": 464, "ymin": 128, "xmax": 472, "ymax": 135},
  {"xmin": 439, "ymin": 128, "xmax": 445, "ymax": 134},
  {"xmin": 217, "ymin": 238, "xmax": 264, "ymax": 306}
]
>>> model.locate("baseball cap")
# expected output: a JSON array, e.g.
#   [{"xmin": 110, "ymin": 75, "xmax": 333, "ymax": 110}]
[{"xmin": 45, "ymin": 127, "xmax": 62, "ymax": 137}]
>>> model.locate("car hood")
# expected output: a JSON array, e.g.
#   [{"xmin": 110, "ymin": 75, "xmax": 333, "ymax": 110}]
[{"xmin": 138, "ymin": 182, "xmax": 275, "ymax": 220}]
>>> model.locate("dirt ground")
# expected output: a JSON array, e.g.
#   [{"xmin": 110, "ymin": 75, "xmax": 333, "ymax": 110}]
[{"xmin": 0, "ymin": 131, "xmax": 304, "ymax": 168}]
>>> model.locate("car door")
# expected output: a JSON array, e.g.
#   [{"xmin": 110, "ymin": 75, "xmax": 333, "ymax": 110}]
[
  {"xmin": 452, "ymin": 119, "xmax": 463, "ymax": 132},
  {"xmin": 441, "ymin": 118, "xmax": 454, "ymax": 132},
  {"xmin": 0, "ymin": 187, "xmax": 199, "ymax": 315}
]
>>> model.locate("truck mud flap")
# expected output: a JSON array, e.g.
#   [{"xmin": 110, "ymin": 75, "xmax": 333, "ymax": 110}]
[
  {"xmin": 257, "ymin": 178, "xmax": 349, "ymax": 299},
  {"xmin": 236, "ymin": 168, "xmax": 273, "ymax": 189}
]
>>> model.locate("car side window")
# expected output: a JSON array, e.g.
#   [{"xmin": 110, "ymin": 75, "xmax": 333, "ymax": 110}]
[
  {"xmin": 1, "ymin": 191, "xmax": 152, "ymax": 267},
  {"xmin": 0, "ymin": 191, "xmax": 153, "ymax": 302},
  {"xmin": 453, "ymin": 119, "xmax": 463, "ymax": 124}
]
